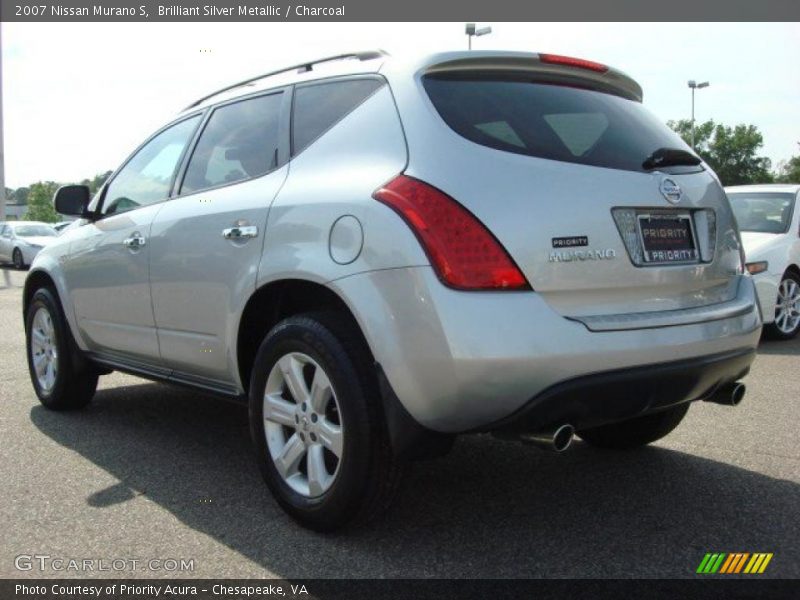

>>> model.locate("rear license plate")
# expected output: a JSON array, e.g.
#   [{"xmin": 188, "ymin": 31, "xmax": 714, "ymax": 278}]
[{"xmin": 637, "ymin": 214, "xmax": 698, "ymax": 264}]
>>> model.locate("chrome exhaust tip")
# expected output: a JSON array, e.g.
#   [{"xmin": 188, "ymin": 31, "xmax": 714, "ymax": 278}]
[
  {"xmin": 704, "ymin": 382, "xmax": 746, "ymax": 406},
  {"xmin": 520, "ymin": 424, "xmax": 575, "ymax": 452}
]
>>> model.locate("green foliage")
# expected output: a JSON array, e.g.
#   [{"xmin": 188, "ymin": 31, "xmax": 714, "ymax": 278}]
[
  {"xmin": 23, "ymin": 182, "xmax": 60, "ymax": 223},
  {"xmin": 11, "ymin": 186, "xmax": 30, "ymax": 205},
  {"xmin": 79, "ymin": 170, "xmax": 113, "ymax": 194},
  {"xmin": 775, "ymin": 149, "xmax": 800, "ymax": 183},
  {"xmin": 5, "ymin": 172, "xmax": 111, "ymax": 220},
  {"xmin": 666, "ymin": 119, "xmax": 774, "ymax": 186}
]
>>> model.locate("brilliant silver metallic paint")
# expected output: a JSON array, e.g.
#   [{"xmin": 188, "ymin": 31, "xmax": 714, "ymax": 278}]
[{"xmin": 28, "ymin": 51, "xmax": 762, "ymax": 434}]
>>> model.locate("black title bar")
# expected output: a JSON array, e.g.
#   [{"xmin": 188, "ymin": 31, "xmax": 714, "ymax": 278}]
[{"xmin": 2, "ymin": 0, "xmax": 800, "ymax": 21}]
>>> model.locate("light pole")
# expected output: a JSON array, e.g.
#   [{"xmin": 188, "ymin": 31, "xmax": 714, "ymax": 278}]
[
  {"xmin": 465, "ymin": 23, "xmax": 492, "ymax": 50},
  {"xmin": 0, "ymin": 24, "xmax": 6, "ymax": 222},
  {"xmin": 687, "ymin": 80, "xmax": 709, "ymax": 149}
]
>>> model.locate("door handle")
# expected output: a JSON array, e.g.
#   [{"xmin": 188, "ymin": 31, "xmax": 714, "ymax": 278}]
[
  {"xmin": 222, "ymin": 225, "xmax": 258, "ymax": 240},
  {"xmin": 123, "ymin": 234, "xmax": 146, "ymax": 249}
]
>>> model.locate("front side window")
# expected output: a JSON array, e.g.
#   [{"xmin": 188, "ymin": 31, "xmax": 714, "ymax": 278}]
[
  {"xmin": 102, "ymin": 116, "xmax": 200, "ymax": 216},
  {"xmin": 181, "ymin": 92, "xmax": 284, "ymax": 195},
  {"xmin": 292, "ymin": 78, "xmax": 384, "ymax": 155},
  {"xmin": 728, "ymin": 192, "xmax": 796, "ymax": 234}
]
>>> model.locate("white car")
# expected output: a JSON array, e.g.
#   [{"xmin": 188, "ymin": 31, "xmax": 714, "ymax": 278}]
[
  {"xmin": 727, "ymin": 184, "xmax": 800, "ymax": 339},
  {"xmin": 0, "ymin": 221, "xmax": 59, "ymax": 269}
]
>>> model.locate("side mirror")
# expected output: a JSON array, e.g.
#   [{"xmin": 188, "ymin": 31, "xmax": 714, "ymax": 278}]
[{"xmin": 54, "ymin": 185, "xmax": 91, "ymax": 217}]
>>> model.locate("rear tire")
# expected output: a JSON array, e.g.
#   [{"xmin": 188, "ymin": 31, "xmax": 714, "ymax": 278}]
[
  {"xmin": 766, "ymin": 271, "xmax": 800, "ymax": 340},
  {"xmin": 578, "ymin": 403, "xmax": 690, "ymax": 450},
  {"xmin": 248, "ymin": 311, "xmax": 403, "ymax": 531},
  {"xmin": 13, "ymin": 248, "xmax": 25, "ymax": 270},
  {"xmin": 25, "ymin": 287, "xmax": 98, "ymax": 410}
]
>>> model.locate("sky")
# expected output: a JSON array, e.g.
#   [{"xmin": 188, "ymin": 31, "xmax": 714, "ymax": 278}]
[{"xmin": 2, "ymin": 21, "xmax": 799, "ymax": 189}]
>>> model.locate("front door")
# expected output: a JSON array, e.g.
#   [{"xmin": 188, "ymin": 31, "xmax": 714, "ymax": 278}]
[{"xmin": 63, "ymin": 115, "xmax": 201, "ymax": 365}]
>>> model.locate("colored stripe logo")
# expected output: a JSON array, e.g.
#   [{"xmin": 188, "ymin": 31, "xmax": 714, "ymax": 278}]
[{"xmin": 697, "ymin": 552, "xmax": 773, "ymax": 574}]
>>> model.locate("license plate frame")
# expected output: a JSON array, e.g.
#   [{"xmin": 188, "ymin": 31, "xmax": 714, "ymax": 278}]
[{"xmin": 636, "ymin": 212, "xmax": 699, "ymax": 265}]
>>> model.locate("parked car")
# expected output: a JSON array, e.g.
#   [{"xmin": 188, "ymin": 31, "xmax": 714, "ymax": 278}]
[
  {"xmin": 0, "ymin": 221, "xmax": 58, "ymax": 269},
  {"xmin": 727, "ymin": 184, "xmax": 800, "ymax": 339},
  {"xmin": 24, "ymin": 50, "xmax": 762, "ymax": 530}
]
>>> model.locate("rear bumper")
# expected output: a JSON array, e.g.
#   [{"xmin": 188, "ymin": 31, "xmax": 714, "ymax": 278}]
[
  {"xmin": 330, "ymin": 267, "xmax": 762, "ymax": 433},
  {"xmin": 487, "ymin": 348, "xmax": 755, "ymax": 434}
]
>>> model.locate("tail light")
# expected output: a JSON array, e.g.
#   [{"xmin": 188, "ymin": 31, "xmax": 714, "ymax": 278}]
[
  {"xmin": 373, "ymin": 175, "xmax": 530, "ymax": 290},
  {"xmin": 539, "ymin": 53, "xmax": 608, "ymax": 73}
]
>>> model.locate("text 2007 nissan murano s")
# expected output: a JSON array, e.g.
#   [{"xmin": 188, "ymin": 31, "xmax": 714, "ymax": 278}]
[{"xmin": 24, "ymin": 51, "xmax": 761, "ymax": 530}]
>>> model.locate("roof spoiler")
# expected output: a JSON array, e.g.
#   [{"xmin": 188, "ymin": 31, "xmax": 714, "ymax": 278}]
[
  {"xmin": 423, "ymin": 53, "xmax": 643, "ymax": 102},
  {"xmin": 183, "ymin": 50, "xmax": 389, "ymax": 111}
]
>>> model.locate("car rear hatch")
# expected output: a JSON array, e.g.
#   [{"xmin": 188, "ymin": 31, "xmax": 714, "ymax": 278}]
[{"xmin": 397, "ymin": 52, "xmax": 744, "ymax": 319}]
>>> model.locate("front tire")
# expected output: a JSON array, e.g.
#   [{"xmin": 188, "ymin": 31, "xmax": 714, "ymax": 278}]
[
  {"xmin": 25, "ymin": 287, "xmax": 98, "ymax": 410},
  {"xmin": 578, "ymin": 403, "xmax": 690, "ymax": 450},
  {"xmin": 249, "ymin": 312, "xmax": 402, "ymax": 531},
  {"xmin": 13, "ymin": 248, "xmax": 25, "ymax": 270},
  {"xmin": 767, "ymin": 271, "xmax": 800, "ymax": 340}
]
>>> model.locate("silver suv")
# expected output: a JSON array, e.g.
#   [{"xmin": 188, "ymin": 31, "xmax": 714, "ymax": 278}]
[{"xmin": 25, "ymin": 51, "xmax": 761, "ymax": 530}]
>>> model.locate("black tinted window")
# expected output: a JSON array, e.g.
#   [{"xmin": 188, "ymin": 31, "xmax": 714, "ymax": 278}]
[
  {"xmin": 292, "ymin": 78, "xmax": 384, "ymax": 155},
  {"xmin": 181, "ymin": 92, "xmax": 283, "ymax": 194},
  {"xmin": 423, "ymin": 75, "xmax": 689, "ymax": 172}
]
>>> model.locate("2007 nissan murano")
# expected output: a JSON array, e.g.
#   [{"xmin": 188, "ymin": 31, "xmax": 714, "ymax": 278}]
[{"xmin": 25, "ymin": 50, "xmax": 761, "ymax": 530}]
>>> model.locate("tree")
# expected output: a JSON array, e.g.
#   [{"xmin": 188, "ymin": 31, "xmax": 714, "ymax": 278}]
[
  {"xmin": 775, "ymin": 144, "xmax": 800, "ymax": 183},
  {"xmin": 10, "ymin": 186, "xmax": 29, "ymax": 205},
  {"xmin": 23, "ymin": 182, "xmax": 60, "ymax": 223},
  {"xmin": 667, "ymin": 119, "xmax": 774, "ymax": 186}
]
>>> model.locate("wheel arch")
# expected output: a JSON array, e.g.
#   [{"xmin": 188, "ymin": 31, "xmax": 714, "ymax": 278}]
[
  {"xmin": 236, "ymin": 278, "xmax": 374, "ymax": 395},
  {"xmin": 236, "ymin": 276, "xmax": 452, "ymax": 460},
  {"xmin": 23, "ymin": 269, "xmax": 58, "ymax": 317},
  {"xmin": 785, "ymin": 263, "xmax": 800, "ymax": 278}
]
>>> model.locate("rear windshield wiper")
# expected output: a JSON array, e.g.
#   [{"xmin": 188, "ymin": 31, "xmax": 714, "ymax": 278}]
[{"xmin": 642, "ymin": 147, "xmax": 702, "ymax": 171}]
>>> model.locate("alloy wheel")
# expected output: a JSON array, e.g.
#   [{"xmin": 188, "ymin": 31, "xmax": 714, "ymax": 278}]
[
  {"xmin": 30, "ymin": 306, "xmax": 58, "ymax": 392},
  {"xmin": 775, "ymin": 277, "xmax": 800, "ymax": 335},
  {"xmin": 263, "ymin": 352, "xmax": 343, "ymax": 498}
]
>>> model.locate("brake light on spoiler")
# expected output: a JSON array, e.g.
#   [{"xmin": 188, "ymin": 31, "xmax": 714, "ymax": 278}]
[{"xmin": 538, "ymin": 53, "xmax": 609, "ymax": 73}]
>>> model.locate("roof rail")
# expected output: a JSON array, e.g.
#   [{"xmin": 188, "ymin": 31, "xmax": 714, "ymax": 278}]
[{"xmin": 183, "ymin": 50, "xmax": 389, "ymax": 111}]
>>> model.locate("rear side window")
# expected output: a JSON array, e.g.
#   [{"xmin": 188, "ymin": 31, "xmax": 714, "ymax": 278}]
[
  {"xmin": 181, "ymin": 92, "xmax": 283, "ymax": 195},
  {"xmin": 292, "ymin": 78, "xmax": 384, "ymax": 155},
  {"xmin": 423, "ymin": 75, "xmax": 689, "ymax": 172}
]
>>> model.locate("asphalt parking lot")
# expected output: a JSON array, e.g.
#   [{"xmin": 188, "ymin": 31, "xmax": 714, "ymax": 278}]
[{"xmin": 0, "ymin": 265, "xmax": 797, "ymax": 579}]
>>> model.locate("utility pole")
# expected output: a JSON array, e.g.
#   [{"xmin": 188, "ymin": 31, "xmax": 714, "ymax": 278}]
[
  {"xmin": 687, "ymin": 79, "xmax": 709, "ymax": 150},
  {"xmin": 0, "ymin": 24, "xmax": 6, "ymax": 222}
]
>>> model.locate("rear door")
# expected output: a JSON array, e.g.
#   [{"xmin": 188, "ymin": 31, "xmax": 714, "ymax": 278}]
[
  {"xmin": 148, "ymin": 89, "xmax": 290, "ymax": 390},
  {"xmin": 63, "ymin": 115, "xmax": 201, "ymax": 365}
]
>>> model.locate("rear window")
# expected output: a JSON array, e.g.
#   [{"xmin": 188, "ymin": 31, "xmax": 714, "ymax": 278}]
[
  {"xmin": 423, "ymin": 75, "xmax": 690, "ymax": 172},
  {"xmin": 292, "ymin": 78, "xmax": 384, "ymax": 155}
]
